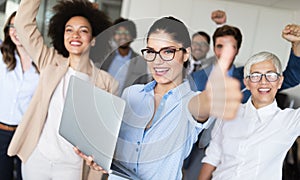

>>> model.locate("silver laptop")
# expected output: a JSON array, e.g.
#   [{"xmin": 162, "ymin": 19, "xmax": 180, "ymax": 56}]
[{"xmin": 59, "ymin": 76, "xmax": 140, "ymax": 179}]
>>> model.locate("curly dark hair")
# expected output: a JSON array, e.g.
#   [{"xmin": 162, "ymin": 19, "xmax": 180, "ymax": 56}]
[
  {"xmin": 1, "ymin": 11, "xmax": 17, "ymax": 71},
  {"xmin": 48, "ymin": 0, "xmax": 111, "ymax": 57}
]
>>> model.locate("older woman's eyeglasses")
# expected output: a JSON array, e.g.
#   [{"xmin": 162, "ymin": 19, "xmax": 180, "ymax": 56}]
[
  {"xmin": 141, "ymin": 47, "xmax": 186, "ymax": 62},
  {"xmin": 247, "ymin": 72, "xmax": 280, "ymax": 83},
  {"xmin": 7, "ymin": 24, "xmax": 15, "ymax": 29}
]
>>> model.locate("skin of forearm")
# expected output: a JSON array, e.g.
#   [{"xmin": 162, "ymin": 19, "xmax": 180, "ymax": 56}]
[
  {"xmin": 188, "ymin": 91, "xmax": 210, "ymax": 122},
  {"xmin": 292, "ymin": 42, "xmax": 300, "ymax": 57},
  {"xmin": 198, "ymin": 163, "xmax": 216, "ymax": 180}
]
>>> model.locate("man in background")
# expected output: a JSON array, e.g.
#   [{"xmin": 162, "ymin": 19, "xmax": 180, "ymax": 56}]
[
  {"xmin": 91, "ymin": 17, "xmax": 149, "ymax": 94},
  {"xmin": 186, "ymin": 31, "xmax": 215, "ymax": 74}
]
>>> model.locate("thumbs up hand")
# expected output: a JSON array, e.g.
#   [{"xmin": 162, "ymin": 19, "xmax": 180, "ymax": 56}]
[{"xmin": 205, "ymin": 43, "xmax": 242, "ymax": 120}]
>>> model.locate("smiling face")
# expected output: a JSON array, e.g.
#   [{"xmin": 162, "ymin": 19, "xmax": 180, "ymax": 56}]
[
  {"xmin": 8, "ymin": 16, "xmax": 22, "ymax": 47},
  {"xmin": 244, "ymin": 59, "xmax": 284, "ymax": 109},
  {"xmin": 146, "ymin": 31, "xmax": 190, "ymax": 88},
  {"xmin": 191, "ymin": 34, "xmax": 209, "ymax": 60},
  {"xmin": 113, "ymin": 26, "xmax": 133, "ymax": 48},
  {"xmin": 64, "ymin": 16, "xmax": 94, "ymax": 57}
]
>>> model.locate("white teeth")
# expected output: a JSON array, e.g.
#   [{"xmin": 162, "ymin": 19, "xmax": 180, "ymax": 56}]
[
  {"xmin": 154, "ymin": 68, "xmax": 169, "ymax": 72},
  {"xmin": 258, "ymin": 88, "xmax": 270, "ymax": 92},
  {"xmin": 70, "ymin": 41, "xmax": 81, "ymax": 45}
]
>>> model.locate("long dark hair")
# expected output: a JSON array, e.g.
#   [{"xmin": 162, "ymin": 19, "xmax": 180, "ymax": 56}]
[{"xmin": 1, "ymin": 11, "xmax": 17, "ymax": 71}]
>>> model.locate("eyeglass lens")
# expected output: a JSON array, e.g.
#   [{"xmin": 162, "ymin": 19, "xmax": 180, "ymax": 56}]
[
  {"xmin": 142, "ymin": 48, "xmax": 177, "ymax": 61},
  {"xmin": 249, "ymin": 72, "xmax": 279, "ymax": 82}
]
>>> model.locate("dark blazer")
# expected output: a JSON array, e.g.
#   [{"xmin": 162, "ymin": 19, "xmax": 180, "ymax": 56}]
[{"xmin": 97, "ymin": 49, "xmax": 150, "ymax": 92}]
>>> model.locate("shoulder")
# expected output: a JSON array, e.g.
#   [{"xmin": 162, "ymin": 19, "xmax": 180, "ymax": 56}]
[
  {"xmin": 122, "ymin": 84, "xmax": 145, "ymax": 96},
  {"xmin": 94, "ymin": 68, "xmax": 119, "ymax": 94},
  {"xmin": 233, "ymin": 66, "xmax": 244, "ymax": 80},
  {"xmin": 191, "ymin": 65, "xmax": 212, "ymax": 79}
]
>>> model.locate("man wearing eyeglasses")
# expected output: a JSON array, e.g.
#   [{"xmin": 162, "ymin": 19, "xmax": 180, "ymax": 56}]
[
  {"xmin": 184, "ymin": 24, "xmax": 300, "ymax": 180},
  {"xmin": 96, "ymin": 18, "xmax": 149, "ymax": 94},
  {"xmin": 186, "ymin": 31, "xmax": 216, "ymax": 75}
]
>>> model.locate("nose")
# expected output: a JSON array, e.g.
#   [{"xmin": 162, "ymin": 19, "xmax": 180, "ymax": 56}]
[
  {"xmin": 260, "ymin": 75, "xmax": 268, "ymax": 84},
  {"xmin": 153, "ymin": 53, "xmax": 164, "ymax": 64},
  {"xmin": 72, "ymin": 31, "xmax": 80, "ymax": 38}
]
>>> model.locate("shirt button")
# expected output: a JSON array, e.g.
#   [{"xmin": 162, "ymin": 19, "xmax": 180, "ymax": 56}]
[
  {"xmin": 137, "ymin": 141, "xmax": 140, "ymax": 145},
  {"xmin": 136, "ymin": 148, "xmax": 139, "ymax": 152},
  {"xmin": 133, "ymin": 168, "xmax": 136, "ymax": 172}
]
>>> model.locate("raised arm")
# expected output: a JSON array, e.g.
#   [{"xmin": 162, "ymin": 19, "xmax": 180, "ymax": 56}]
[
  {"xmin": 15, "ymin": 0, "xmax": 58, "ymax": 70},
  {"xmin": 280, "ymin": 24, "xmax": 300, "ymax": 90},
  {"xmin": 198, "ymin": 163, "xmax": 216, "ymax": 180},
  {"xmin": 189, "ymin": 43, "xmax": 242, "ymax": 122}
]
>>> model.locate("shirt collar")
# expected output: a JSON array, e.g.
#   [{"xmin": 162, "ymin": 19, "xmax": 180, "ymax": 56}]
[
  {"xmin": 141, "ymin": 80, "xmax": 192, "ymax": 101},
  {"xmin": 116, "ymin": 48, "xmax": 132, "ymax": 59},
  {"xmin": 190, "ymin": 56, "xmax": 203, "ymax": 65},
  {"xmin": 245, "ymin": 97, "xmax": 279, "ymax": 122}
]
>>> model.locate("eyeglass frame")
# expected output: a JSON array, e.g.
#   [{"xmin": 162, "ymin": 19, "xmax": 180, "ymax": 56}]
[
  {"xmin": 191, "ymin": 41, "xmax": 209, "ymax": 48},
  {"xmin": 246, "ymin": 72, "xmax": 281, "ymax": 83},
  {"xmin": 7, "ymin": 24, "xmax": 15, "ymax": 29},
  {"xmin": 141, "ymin": 47, "xmax": 186, "ymax": 62},
  {"xmin": 114, "ymin": 30, "xmax": 130, "ymax": 36}
]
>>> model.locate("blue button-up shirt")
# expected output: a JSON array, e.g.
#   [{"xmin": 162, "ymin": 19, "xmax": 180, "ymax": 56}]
[
  {"xmin": 114, "ymin": 80, "xmax": 211, "ymax": 179},
  {"xmin": 0, "ymin": 53, "xmax": 39, "ymax": 125},
  {"xmin": 108, "ymin": 50, "xmax": 132, "ymax": 93}
]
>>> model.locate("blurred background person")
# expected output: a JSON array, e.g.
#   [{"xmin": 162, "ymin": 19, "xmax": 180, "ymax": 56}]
[
  {"xmin": 97, "ymin": 17, "xmax": 149, "ymax": 94},
  {"xmin": 187, "ymin": 31, "xmax": 215, "ymax": 75},
  {"xmin": 0, "ymin": 11, "xmax": 39, "ymax": 180}
]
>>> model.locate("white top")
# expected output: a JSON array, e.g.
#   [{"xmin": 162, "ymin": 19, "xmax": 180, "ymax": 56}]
[
  {"xmin": 203, "ymin": 98, "xmax": 300, "ymax": 180},
  {"xmin": 37, "ymin": 67, "xmax": 89, "ymax": 165},
  {"xmin": 0, "ymin": 52, "xmax": 39, "ymax": 125}
]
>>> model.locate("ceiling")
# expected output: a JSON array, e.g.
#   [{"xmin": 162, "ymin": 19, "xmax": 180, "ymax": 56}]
[{"xmin": 222, "ymin": 0, "xmax": 300, "ymax": 10}]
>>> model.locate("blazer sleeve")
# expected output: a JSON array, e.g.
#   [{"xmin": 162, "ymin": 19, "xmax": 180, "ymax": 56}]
[
  {"xmin": 280, "ymin": 49, "xmax": 300, "ymax": 90},
  {"xmin": 14, "ymin": 0, "xmax": 60, "ymax": 71}
]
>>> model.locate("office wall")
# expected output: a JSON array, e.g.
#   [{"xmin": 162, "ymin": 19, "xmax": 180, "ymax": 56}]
[{"xmin": 121, "ymin": 0, "xmax": 299, "ymax": 68}]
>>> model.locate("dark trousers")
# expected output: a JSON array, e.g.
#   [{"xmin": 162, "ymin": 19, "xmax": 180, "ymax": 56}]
[{"xmin": 0, "ymin": 129, "xmax": 22, "ymax": 180}]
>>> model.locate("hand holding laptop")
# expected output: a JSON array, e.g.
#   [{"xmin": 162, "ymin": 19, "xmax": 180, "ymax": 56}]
[{"xmin": 74, "ymin": 147, "xmax": 108, "ymax": 173}]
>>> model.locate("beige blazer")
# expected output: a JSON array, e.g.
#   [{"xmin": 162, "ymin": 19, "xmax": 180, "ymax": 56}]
[{"xmin": 8, "ymin": 0, "xmax": 118, "ymax": 178}]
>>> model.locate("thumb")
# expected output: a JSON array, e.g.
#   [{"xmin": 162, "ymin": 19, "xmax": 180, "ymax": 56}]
[{"xmin": 215, "ymin": 43, "xmax": 236, "ymax": 75}]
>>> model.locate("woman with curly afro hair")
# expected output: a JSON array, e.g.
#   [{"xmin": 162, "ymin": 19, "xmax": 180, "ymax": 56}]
[{"xmin": 8, "ymin": 0, "xmax": 118, "ymax": 179}]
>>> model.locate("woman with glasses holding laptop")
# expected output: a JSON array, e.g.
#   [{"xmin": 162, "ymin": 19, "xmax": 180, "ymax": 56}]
[
  {"xmin": 76, "ymin": 16, "xmax": 242, "ymax": 179},
  {"xmin": 199, "ymin": 51, "xmax": 300, "ymax": 180}
]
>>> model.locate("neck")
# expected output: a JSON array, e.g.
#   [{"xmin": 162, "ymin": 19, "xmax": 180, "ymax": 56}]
[
  {"xmin": 251, "ymin": 99, "xmax": 274, "ymax": 109},
  {"xmin": 16, "ymin": 45, "xmax": 32, "ymax": 72},
  {"xmin": 154, "ymin": 78, "xmax": 183, "ymax": 96},
  {"xmin": 69, "ymin": 53, "xmax": 92, "ymax": 76},
  {"xmin": 118, "ymin": 47, "xmax": 131, "ymax": 57},
  {"xmin": 192, "ymin": 56, "xmax": 206, "ymax": 62}
]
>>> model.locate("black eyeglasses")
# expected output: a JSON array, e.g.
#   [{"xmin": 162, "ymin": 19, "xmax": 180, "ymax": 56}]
[
  {"xmin": 7, "ymin": 24, "xmax": 15, "ymax": 29},
  {"xmin": 141, "ymin": 47, "xmax": 186, "ymax": 62},
  {"xmin": 247, "ymin": 72, "xmax": 281, "ymax": 83}
]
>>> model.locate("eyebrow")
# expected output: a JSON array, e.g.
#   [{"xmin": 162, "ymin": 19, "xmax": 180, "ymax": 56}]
[
  {"xmin": 250, "ymin": 70, "xmax": 277, "ymax": 74},
  {"xmin": 145, "ymin": 46, "xmax": 177, "ymax": 50},
  {"xmin": 65, "ymin": 25, "xmax": 90, "ymax": 29}
]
